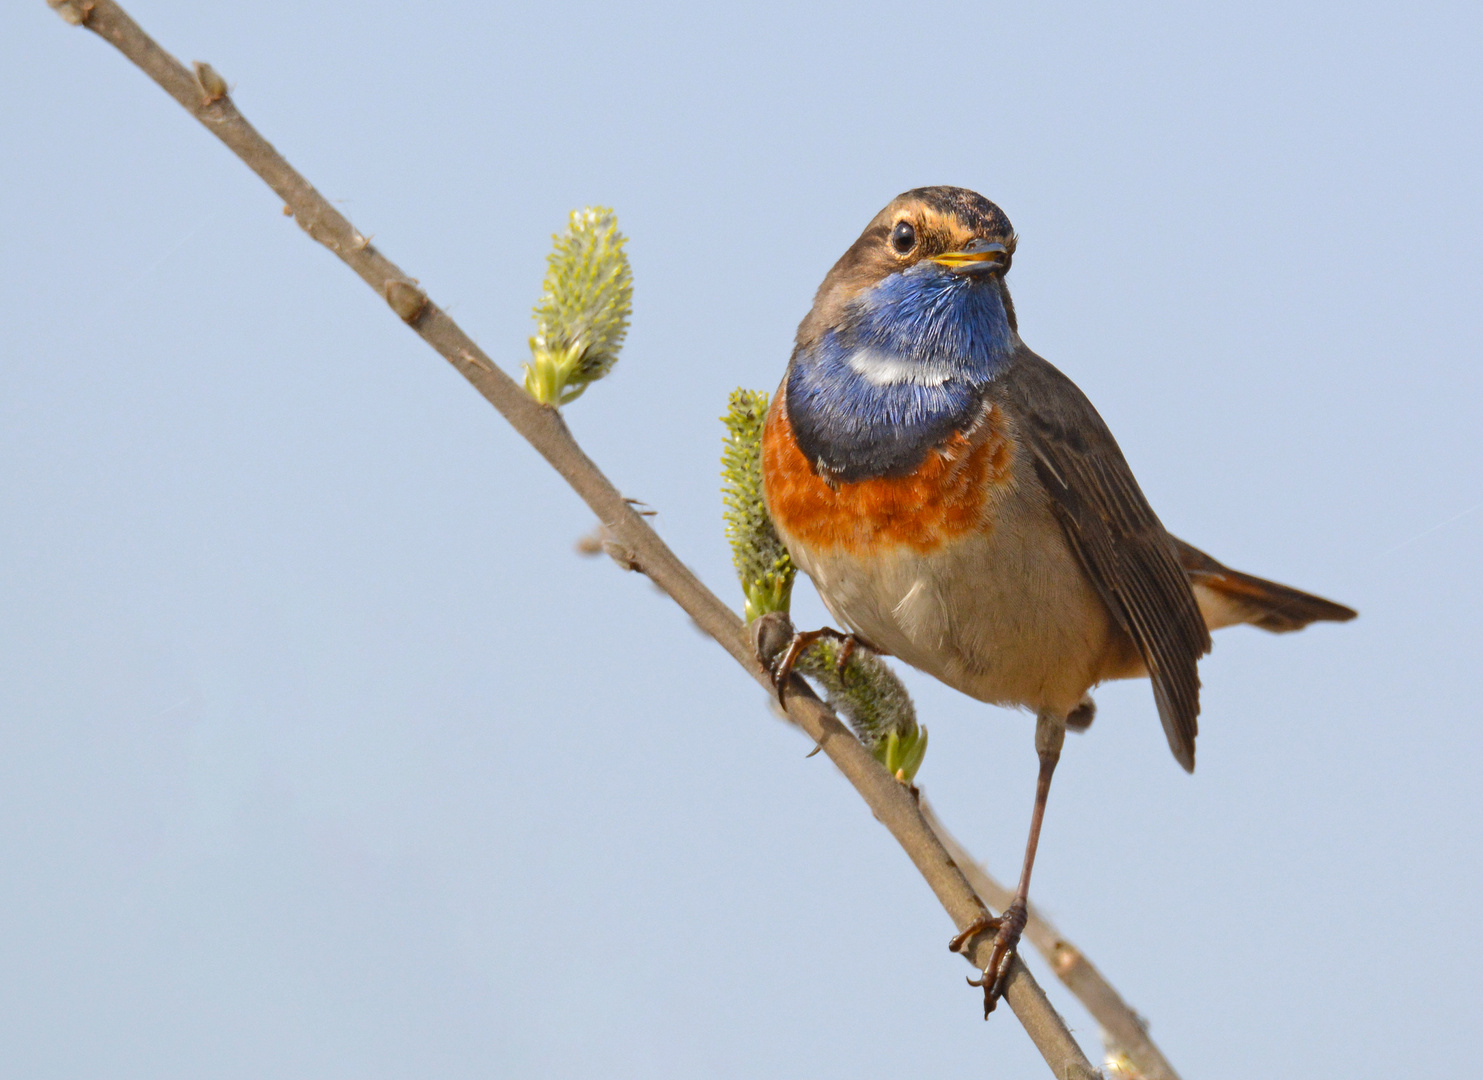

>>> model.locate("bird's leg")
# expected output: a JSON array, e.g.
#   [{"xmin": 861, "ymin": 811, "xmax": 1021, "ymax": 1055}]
[
  {"xmin": 767, "ymin": 625, "xmax": 853, "ymax": 704},
  {"xmin": 952, "ymin": 711, "xmax": 1066, "ymax": 1017}
]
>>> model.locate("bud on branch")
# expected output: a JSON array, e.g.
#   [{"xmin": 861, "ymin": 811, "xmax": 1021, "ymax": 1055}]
[{"xmin": 523, "ymin": 207, "xmax": 633, "ymax": 406}]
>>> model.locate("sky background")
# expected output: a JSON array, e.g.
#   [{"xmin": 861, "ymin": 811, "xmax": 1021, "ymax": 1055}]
[{"xmin": 3, "ymin": 2, "xmax": 1481, "ymax": 1077}]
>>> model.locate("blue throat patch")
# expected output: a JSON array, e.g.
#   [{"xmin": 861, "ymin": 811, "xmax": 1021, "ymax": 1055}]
[{"xmin": 787, "ymin": 264, "xmax": 1016, "ymax": 481}]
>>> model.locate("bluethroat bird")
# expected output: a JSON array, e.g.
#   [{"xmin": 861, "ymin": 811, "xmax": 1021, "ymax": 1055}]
[{"xmin": 760, "ymin": 186, "xmax": 1355, "ymax": 1015}]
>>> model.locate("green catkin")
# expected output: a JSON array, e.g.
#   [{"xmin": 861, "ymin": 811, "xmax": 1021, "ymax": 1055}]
[
  {"xmin": 720, "ymin": 389, "xmax": 795, "ymax": 621},
  {"xmin": 798, "ymin": 641, "xmax": 929, "ymax": 784},
  {"xmin": 721, "ymin": 387, "xmax": 928, "ymax": 782},
  {"xmin": 524, "ymin": 207, "xmax": 633, "ymax": 406}
]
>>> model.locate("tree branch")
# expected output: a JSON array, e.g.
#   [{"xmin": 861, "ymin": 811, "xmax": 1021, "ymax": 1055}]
[
  {"xmin": 48, "ymin": 2, "xmax": 1099, "ymax": 1074},
  {"xmin": 921, "ymin": 800, "xmax": 1181, "ymax": 1080}
]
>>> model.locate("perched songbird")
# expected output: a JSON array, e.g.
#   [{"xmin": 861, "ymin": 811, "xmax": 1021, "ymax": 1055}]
[{"xmin": 760, "ymin": 186, "xmax": 1355, "ymax": 1014}]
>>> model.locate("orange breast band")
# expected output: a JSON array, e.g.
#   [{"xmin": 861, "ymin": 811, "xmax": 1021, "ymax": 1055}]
[{"xmin": 762, "ymin": 391, "xmax": 1014, "ymax": 555}]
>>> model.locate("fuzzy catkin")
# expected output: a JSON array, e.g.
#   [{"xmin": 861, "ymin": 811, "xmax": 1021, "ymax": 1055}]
[
  {"xmin": 798, "ymin": 640, "xmax": 920, "ymax": 753},
  {"xmin": 524, "ymin": 207, "xmax": 632, "ymax": 405},
  {"xmin": 721, "ymin": 389, "xmax": 795, "ymax": 620}
]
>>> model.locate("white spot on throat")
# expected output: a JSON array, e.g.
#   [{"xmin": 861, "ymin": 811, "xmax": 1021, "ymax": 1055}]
[{"xmin": 846, "ymin": 348, "xmax": 955, "ymax": 387}]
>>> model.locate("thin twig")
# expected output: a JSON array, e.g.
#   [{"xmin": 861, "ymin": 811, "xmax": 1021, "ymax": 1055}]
[
  {"xmin": 48, "ymin": 2, "xmax": 1099, "ymax": 1075},
  {"xmin": 921, "ymin": 800, "xmax": 1181, "ymax": 1080}
]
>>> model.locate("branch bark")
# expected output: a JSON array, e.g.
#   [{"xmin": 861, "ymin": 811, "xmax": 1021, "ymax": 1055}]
[
  {"xmin": 48, "ymin": 2, "xmax": 1101, "ymax": 1074},
  {"xmin": 921, "ymin": 800, "xmax": 1181, "ymax": 1080}
]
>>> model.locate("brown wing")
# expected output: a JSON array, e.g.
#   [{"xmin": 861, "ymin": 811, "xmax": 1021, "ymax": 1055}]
[
  {"xmin": 1171, "ymin": 536, "xmax": 1358, "ymax": 633},
  {"xmin": 997, "ymin": 348, "xmax": 1211, "ymax": 771}
]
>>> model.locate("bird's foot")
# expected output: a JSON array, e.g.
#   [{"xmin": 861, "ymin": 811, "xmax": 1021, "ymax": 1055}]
[
  {"xmin": 948, "ymin": 911, "xmax": 1000, "ymax": 955},
  {"xmin": 833, "ymin": 633, "xmax": 860, "ymax": 677},
  {"xmin": 951, "ymin": 900, "xmax": 1028, "ymax": 1017},
  {"xmin": 767, "ymin": 625, "xmax": 853, "ymax": 705}
]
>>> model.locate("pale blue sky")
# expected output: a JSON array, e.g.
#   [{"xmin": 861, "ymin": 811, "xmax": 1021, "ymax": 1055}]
[{"xmin": 3, "ymin": 2, "xmax": 1480, "ymax": 1077}]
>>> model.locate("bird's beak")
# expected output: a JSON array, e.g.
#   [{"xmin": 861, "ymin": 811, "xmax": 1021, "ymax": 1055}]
[{"xmin": 931, "ymin": 239, "xmax": 1009, "ymax": 275}]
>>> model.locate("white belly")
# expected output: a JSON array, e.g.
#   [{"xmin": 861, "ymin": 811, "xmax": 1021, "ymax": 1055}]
[{"xmin": 781, "ymin": 491, "xmax": 1130, "ymax": 717}]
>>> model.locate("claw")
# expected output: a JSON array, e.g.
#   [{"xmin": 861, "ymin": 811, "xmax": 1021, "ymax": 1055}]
[
  {"xmin": 948, "ymin": 912, "xmax": 1001, "ymax": 955},
  {"xmin": 768, "ymin": 630, "xmax": 814, "ymax": 704},
  {"xmin": 767, "ymin": 626, "xmax": 852, "ymax": 705},
  {"xmin": 835, "ymin": 633, "xmax": 858, "ymax": 677},
  {"xmin": 970, "ymin": 900, "xmax": 1027, "ymax": 1016}
]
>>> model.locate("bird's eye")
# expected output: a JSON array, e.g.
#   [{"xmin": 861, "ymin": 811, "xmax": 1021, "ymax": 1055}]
[{"xmin": 890, "ymin": 221, "xmax": 916, "ymax": 254}]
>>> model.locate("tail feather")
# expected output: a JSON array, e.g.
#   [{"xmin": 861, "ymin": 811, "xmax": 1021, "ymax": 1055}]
[{"xmin": 1170, "ymin": 536, "xmax": 1357, "ymax": 634}]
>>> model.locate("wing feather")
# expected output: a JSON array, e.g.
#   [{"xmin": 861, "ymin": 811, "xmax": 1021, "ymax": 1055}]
[{"xmin": 996, "ymin": 348, "xmax": 1211, "ymax": 771}]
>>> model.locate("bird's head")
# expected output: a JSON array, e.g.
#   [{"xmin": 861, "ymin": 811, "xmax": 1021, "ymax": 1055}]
[
  {"xmin": 782, "ymin": 188, "xmax": 1022, "ymax": 480},
  {"xmin": 796, "ymin": 186, "xmax": 1019, "ymax": 358}
]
